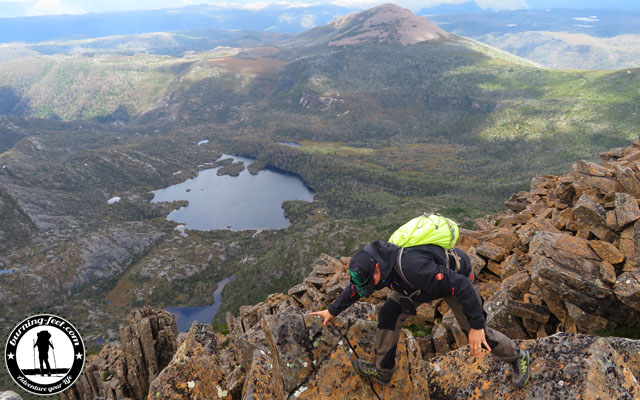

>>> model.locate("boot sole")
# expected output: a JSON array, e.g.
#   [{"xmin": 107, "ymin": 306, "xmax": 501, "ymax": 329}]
[{"xmin": 514, "ymin": 350, "xmax": 531, "ymax": 389}]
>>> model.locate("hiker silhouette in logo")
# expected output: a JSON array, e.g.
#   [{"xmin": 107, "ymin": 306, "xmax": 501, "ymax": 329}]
[
  {"xmin": 311, "ymin": 214, "xmax": 531, "ymax": 389},
  {"xmin": 34, "ymin": 330, "xmax": 54, "ymax": 376}
]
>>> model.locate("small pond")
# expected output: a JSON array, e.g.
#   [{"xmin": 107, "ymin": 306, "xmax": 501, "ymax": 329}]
[
  {"xmin": 166, "ymin": 275, "xmax": 234, "ymax": 332},
  {"xmin": 151, "ymin": 155, "xmax": 314, "ymax": 231}
]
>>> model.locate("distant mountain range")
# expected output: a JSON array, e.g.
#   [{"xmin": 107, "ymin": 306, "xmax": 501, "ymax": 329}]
[
  {"xmin": 0, "ymin": 3, "xmax": 354, "ymax": 43},
  {"xmin": 420, "ymin": 0, "xmax": 640, "ymax": 14}
]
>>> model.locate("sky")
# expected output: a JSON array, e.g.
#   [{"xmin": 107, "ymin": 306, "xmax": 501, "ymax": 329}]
[{"xmin": 0, "ymin": 0, "xmax": 529, "ymax": 18}]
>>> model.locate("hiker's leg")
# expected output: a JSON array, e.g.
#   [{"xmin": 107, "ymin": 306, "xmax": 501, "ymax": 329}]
[
  {"xmin": 44, "ymin": 357, "xmax": 51, "ymax": 375},
  {"xmin": 444, "ymin": 288, "xmax": 519, "ymax": 363},
  {"xmin": 375, "ymin": 290, "xmax": 412, "ymax": 372}
]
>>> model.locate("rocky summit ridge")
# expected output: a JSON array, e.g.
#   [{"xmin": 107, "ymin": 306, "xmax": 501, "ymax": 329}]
[
  {"xmin": 4, "ymin": 140, "xmax": 640, "ymax": 399},
  {"xmin": 317, "ymin": 3, "xmax": 449, "ymax": 47}
]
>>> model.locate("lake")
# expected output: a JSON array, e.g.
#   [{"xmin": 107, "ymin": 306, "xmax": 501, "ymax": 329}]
[
  {"xmin": 151, "ymin": 155, "xmax": 314, "ymax": 231},
  {"xmin": 166, "ymin": 275, "xmax": 234, "ymax": 331}
]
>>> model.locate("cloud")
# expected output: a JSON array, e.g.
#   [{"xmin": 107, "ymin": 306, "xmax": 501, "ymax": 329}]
[
  {"xmin": 474, "ymin": 0, "xmax": 528, "ymax": 10},
  {"xmin": 300, "ymin": 14, "xmax": 315, "ymax": 28},
  {"xmin": 27, "ymin": 0, "xmax": 85, "ymax": 16}
]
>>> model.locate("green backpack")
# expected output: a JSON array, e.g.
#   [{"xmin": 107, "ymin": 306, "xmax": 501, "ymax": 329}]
[
  {"xmin": 388, "ymin": 213, "xmax": 459, "ymax": 249},
  {"xmin": 386, "ymin": 213, "xmax": 461, "ymax": 307}
]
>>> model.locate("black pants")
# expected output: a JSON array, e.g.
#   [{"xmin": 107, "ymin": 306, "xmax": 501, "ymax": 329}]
[
  {"xmin": 375, "ymin": 288, "xmax": 520, "ymax": 372},
  {"xmin": 39, "ymin": 355, "xmax": 52, "ymax": 375}
]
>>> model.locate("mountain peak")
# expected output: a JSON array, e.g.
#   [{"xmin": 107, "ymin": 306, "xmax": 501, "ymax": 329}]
[{"xmin": 325, "ymin": 3, "xmax": 449, "ymax": 46}]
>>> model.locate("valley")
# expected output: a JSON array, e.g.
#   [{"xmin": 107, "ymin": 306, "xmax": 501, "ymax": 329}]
[{"xmin": 1, "ymin": 4, "xmax": 640, "ymax": 395}]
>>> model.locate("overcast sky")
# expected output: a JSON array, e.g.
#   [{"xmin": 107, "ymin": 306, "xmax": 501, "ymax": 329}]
[{"xmin": 0, "ymin": 0, "xmax": 530, "ymax": 18}]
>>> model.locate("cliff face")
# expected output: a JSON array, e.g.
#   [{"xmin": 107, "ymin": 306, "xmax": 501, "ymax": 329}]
[{"xmin": 60, "ymin": 140, "xmax": 640, "ymax": 399}]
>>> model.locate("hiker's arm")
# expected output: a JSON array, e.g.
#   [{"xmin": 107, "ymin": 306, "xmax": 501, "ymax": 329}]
[
  {"xmin": 436, "ymin": 267, "xmax": 485, "ymax": 330},
  {"xmin": 326, "ymin": 283, "xmax": 361, "ymax": 317},
  {"xmin": 310, "ymin": 309, "xmax": 334, "ymax": 326}
]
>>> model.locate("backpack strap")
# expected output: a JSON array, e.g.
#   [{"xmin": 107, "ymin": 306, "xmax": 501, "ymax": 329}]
[
  {"xmin": 394, "ymin": 247, "xmax": 421, "ymax": 298},
  {"xmin": 445, "ymin": 248, "xmax": 462, "ymax": 273}
]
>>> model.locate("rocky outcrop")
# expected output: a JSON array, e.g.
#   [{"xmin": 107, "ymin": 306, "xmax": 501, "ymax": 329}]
[
  {"xmin": 438, "ymin": 141, "xmax": 640, "ymax": 350},
  {"xmin": 61, "ymin": 307, "xmax": 178, "ymax": 400},
  {"xmin": 426, "ymin": 333, "xmax": 640, "ymax": 400},
  {"xmin": 54, "ymin": 141, "xmax": 640, "ymax": 400},
  {"xmin": 325, "ymin": 3, "xmax": 449, "ymax": 47}
]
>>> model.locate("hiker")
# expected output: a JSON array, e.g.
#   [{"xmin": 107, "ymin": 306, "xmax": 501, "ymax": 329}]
[
  {"xmin": 34, "ymin": 330, "xmax": 54, "ymax": 376},
  {"xmin": 311, "ymin": 240, "xmax": 531, "ymax": 388}
]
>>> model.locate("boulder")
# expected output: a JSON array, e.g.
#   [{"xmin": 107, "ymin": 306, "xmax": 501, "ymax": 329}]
[
  {"xmin": 572, "ymin": 193, "xmax": 607, "ymax": 227},
  {"xmin": 476, "ymin": 242, "xmax": 506, "ymax": 262},
  {"xmin": 529, "ymin": 231, "xmax": 640, "ymax": 328},
  {"xmin": 241, "ymin": 349, "xmax": 276, "ymax": 400},
  {"xmin": 61, "ymin": 307, "xmax": 178, "ymax": 400},
  {"xmin": 147, "ymin": 322, "xmax": 231, "ymax": 400},
  {"xmin": 614, "ymin": 269, "xmax": 640, "ymax": 312},
  {"xmin": 484, "ymin": 290, "xmax": 528, "ymax": 340},
  {"xmin": 262, "ymin": 311, "xmax": 313, "ymax": 395},
  {"xmin": 615, "ymin": 165, "xmax": 640, "ymax": 198},
  {"xmin": 614, "ymin": 192, "xmax": 640, "ymax": 228},
  {"xmin": 589, "ymin": 240, "xmax": 625, "ymax": 264},
  {"xmin": 619, "ymin": 222, "xmax": 640, "ymax": 270},
  {"xmin": 426, "ymin": 333, "xmax": 640, "ymax": 400}
]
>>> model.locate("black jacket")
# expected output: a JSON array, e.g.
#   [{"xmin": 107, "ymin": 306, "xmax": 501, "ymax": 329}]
[{"xmin": 328, "ymin": 244, "xmax": 485, "ymax": 330}]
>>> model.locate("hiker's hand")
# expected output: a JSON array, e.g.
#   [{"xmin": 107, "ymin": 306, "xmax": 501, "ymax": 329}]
[
  {"xmin": 468, "ymin": 328, "xmax": 491, "ymax": 358},
  {"xmin": 310, "ymin": 309, "xmax": 334, "ymax": 326}
]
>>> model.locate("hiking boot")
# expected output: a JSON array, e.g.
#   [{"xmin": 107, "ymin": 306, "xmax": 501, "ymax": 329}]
[
  {"xmin": 352, "ymin": 358, "xmax": 393, "ymax": 386},
  {"xmin": 512, "ymin": 348, "xmax": 530, "ymax": 388}
]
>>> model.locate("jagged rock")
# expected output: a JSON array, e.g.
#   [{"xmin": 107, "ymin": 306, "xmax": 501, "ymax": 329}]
[
  {"xmin": 441, "ymin": 310, "xmax": 467, "ymax": 349},
  {"xmin": 426, "ymin": 333, "xmax": 640, "ymax": 400},
  {"xmin": 573, "ymin": 172, "xmax": 622, "ymax": 194},
  {"xmin": 572, "ymin": 193, "xmax": 607, "ymax": 227},
  {"xmin": 501, "ymin": 271, "xmax": 531, "ymax": 298},
  {"xmin": 606, "ymin": 337, "xmax": 640, "ymax": 380},
  {"xmin": 477, "ymin": 228, "xmax": 519, "ymax": 253},
  {"xmin": 0, "ymin": 392, "xmax": 22, "ymax": 400},
  {"xmin": 500, "ymin": 252, "xmax": 527, "ymax": 279},
  {"xmin": 600, "ymin": 261, "xmax": 618, "ymax": 285},
  {"xmin": 589, "ymin": 239, "xmax": 625, "ymax": 264},
  {"xmin": 615, "ymin": 165, "xmax": 640, "ymax": 198},
  {"xmin": 530, "ymin": 231, "xmax": 640, "ymax": 331},
  {"xmin": 432, "ymin": 323, "xmax": 453, "ymax": 354},
  {"xmin": 484, "ymin": 290, "xmax": 528, "ymax": 339},
  {"xmin": 620, "ymin": 221, "xmax": 640, "ymax": 270},
  {"xmin": 240, "ymin": 349, "xmax": 275, "ymax": 400},
  {"xmin": 516, "ymin": 218, "xmax": 559, "ymax": 247},
  {"xmin": 241, "ymin": 302, "xmax": 271, "ymax": 332},
  {"xmin": 62, "ymin": 307, "xmax": 178, "ymax": 400},
  {"xmin": 600, "ymin": 147, "xmax": 627, "ymax": 161},
  {"xmin": 476, "ymin": 242, "xmax": 506, "ymax": 262},
  {"xmin": 613, "ymin": 192, "xmax": 640, "ymax": 228},
  {"xmin": 235, "ymin": 324, "xmax": 270, "ymax": 371},
  {"xmin": 504, "ymin": 193, "xmax": 529, "ymax": 212},
  {"xmin": 615, "ymin": 270, "xmax": 640, "ymax": 311},
  {"xmin": 565, "ymin": 302, "xmax": 616, "ymax": 332},
  {"xmin": 573, "ymin": 160, "xmax": 611, "ymax": 177},
  {"xmin": 465, "ymin": 246, "xmax": 486, "ymax": 276},
  {"xmin": 262, "ymin": 311, "xmax": 313, "ymax": 395},
  {"xmin": 287, "ymin": 283, "xmax": 308, "ymax": 296},
  {"xmin": 147, "ymin": 322, "xmax": 231, "ymax": 400},
  {"xmin": 504, "ymin": 296, "xmax": 550, "ymax": 325}
]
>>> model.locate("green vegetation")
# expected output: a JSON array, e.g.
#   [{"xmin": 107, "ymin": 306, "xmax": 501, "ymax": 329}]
[
  {"xmin": 596, "ymin": 327, "xmax": 640, "ymax": 340},
  {"xmin": 406, "ymin": 323, "xmax": 433, "ymax": 338},
  {"xmin": 2, "ymin": 27, "xmax": 640, "ymax": 349}
]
